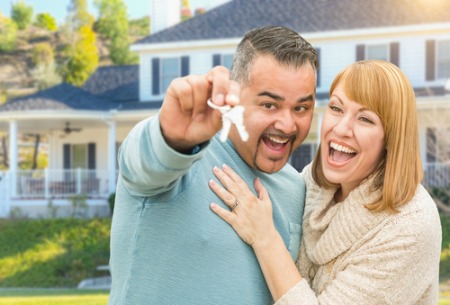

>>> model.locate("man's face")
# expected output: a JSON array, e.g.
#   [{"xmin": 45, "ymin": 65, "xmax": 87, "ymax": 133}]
[{"xmin": 229, "ymin": 55, "xmax": 316, "ymax": 173}]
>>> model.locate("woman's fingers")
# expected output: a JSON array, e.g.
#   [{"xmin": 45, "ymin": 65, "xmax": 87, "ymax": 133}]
[
  {"xmin": 208, "ymin": 179, "xmax": 237, "ymax": 209},
  {"xmin": 210, "ymin": 202, "xmax": 235, "ymax": 225}
]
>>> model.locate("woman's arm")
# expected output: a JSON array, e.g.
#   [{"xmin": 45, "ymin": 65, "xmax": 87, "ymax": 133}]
[{"xmin": 209, "ymin": 164, "xmax": 302, "ymax": 301}]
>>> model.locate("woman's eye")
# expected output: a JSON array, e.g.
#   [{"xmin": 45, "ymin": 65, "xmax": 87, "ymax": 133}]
[
  {"xmin": 329, "ymin": 105, "xmax": 341, "ymax": 112},
  {"xmin": 359, "ymin": 116, "xmax": 373, "ymax": 124}
]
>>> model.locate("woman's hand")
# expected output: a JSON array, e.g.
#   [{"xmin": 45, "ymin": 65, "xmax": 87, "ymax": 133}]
[{"xmin": 209, "ymin": 164, "xmax": 279, "ymax": 250}]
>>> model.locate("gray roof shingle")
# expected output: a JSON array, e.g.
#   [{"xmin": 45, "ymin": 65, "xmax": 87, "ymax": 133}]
[
  {"xmin": 82, "ymin": 65, "xmax": 139, "ymax": 102},
  {"xmin": 0, "ymin": 83, "xmax": 119, "ymax": 112},
  {"xmin": 135, "ymin": 0, "xmax": 450, "ymax": 45}
]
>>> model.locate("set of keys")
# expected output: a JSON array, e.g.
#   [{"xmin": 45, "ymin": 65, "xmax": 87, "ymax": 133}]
[{"xmin": 207, "ymin": 99, "xmax": 249, "ymax": 142}]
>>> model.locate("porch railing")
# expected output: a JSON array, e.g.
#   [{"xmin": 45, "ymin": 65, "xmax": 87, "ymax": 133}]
[
  {"xmin": 2, "ymin": 163, "xmax": 450, "ymax": 200},
  {"xmin": 422, "ymin": 163, "xmax": 450, "ymax": 189},
  {"xmin": 14, "ymin": 169, "xmax": 111, "ymax": 199}
]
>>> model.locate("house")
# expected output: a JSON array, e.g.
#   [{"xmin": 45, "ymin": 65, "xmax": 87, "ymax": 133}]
[{"xmin": 0, "ymin": 0, "xmax": 449, "ymax": 218}]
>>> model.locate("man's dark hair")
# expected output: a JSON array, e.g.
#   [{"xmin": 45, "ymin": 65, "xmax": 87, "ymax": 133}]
[{"xmin": 231, "ymin": 26, "xmax": 318, "ymax": 85}]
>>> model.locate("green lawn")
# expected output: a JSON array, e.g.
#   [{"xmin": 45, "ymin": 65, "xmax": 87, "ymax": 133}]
[{"xmin": 0, "ymin": 289, "xmax": 109, "ymax": 305}]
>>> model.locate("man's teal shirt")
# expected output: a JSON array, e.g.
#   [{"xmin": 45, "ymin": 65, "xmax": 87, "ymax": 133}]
[{"xmin": 108, "ymin": 115, "xmax": 305, "ymax": 305}]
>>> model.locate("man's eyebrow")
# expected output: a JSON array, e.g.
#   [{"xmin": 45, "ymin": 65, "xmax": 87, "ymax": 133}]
[
  {"xmin": 258, "ymin": 91, "xmax": 314, "ymax": 103},
  {"xmin": 258, "ymin": 91, "xmax": 285, "ymax": 101},
  {"xmin": 298, "ymin": 94, "xmax": 314, "ymax": 103}
]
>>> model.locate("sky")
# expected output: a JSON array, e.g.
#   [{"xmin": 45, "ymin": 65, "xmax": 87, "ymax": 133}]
[{"xmin": 0, "ymin": 0, "xmax": 217, "ymax": 23}]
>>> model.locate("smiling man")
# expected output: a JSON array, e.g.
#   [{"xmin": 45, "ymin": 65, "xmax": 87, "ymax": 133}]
[{"xmin": 108, "ymin": 26, "xmax": 318, "ymax": 305}]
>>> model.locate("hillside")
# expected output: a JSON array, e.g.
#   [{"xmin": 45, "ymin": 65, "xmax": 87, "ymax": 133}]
[{"xmin": 0, "ymin": 17, "xmax": 149, "ymax": 104}]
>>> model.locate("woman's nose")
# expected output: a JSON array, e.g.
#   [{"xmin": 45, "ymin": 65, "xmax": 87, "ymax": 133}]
[{"xmin": 333, "ymin": 115, "xmax": 353, "ymax": 137}]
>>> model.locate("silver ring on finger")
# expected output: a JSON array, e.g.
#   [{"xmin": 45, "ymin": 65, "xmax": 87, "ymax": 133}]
[{"xmin": 230, "ymin": 199, "xmax": 239, "ymax": 211}]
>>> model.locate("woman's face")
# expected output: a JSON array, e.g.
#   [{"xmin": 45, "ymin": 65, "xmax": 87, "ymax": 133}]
[{"xmin": 320, "ymin": 83, "xmax": 385, "ymax": 201}]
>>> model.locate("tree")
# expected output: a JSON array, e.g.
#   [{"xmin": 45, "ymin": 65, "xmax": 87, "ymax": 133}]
[
  {"xmin": 11, "ymin": 0, "xmax": 33, "ymax": 30},
  {"xmin": 0, "ymin": 13, "xmax": 17, "ymax": 52},
  {"xmin": 34, "ymin": 13, "xmax": 57, "ymax": 31},
  {"xmin": 60, "ymin": 0, "xmax": 98, "ymax": 86},
  {"xmin": 62, "ymin": 25, "xmax": 99, "ymax": 86},
  {"xmin": 66, "ymin": 0, "xmax": 95, "ymax": 30},
  {"xmin": 94, "ymin": 0, "xmax": 137, "ymax": 65}
]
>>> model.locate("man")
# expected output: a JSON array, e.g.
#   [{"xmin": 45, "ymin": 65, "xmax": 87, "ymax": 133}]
[{"xmin": 108, "ymin": 26, "xmax": 318, "ymax": 305}]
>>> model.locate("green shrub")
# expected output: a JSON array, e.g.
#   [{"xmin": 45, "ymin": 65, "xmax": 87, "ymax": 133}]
[
  {"xmin": 0, "ymin": 13, "xmax": 18, "ymax": 52},
  {"xmin": 34, "ymin": 13, "xmax": 57, "ymax": 31},
  {"xmin": 11, "ymin": 1, "xmax": 34, "ymax": 30}
]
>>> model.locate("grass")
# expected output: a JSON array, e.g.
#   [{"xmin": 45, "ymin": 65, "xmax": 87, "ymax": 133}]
[
  {"xmin": 0, "ymin": 218, "xmax": 111, "ymax": 287},
  {"xmin": 0, "ymin": 288, "xmax": 109, "ymax": 305}
]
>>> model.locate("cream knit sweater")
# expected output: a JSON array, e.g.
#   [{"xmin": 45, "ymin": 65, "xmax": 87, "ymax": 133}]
[{"xmin": 276, "ymin": 164, "xmax": 442, "ymax": 305}]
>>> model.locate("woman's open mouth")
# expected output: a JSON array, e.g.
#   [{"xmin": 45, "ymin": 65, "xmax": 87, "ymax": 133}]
[{"xmin": 329, "ymin": 141, "xmax": 357, "ymax": 163}]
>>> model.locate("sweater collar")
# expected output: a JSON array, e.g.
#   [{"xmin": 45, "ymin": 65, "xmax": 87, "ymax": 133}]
[{"xmin": 302, "ymin": 164, "xmax": 389, "ymax": 265}]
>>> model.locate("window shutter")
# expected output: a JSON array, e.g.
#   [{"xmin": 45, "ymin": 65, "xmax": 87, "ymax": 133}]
[
  {"xmin": 88, "ymin": 143, "xmax": 96, "ymax": 170},
  {"xmin": 63, "ymin": 144, "xmax": 71, "ymax": 169},
  {"xmin": 181, "ymin": 56, "xmax": 190, "ymax": 76},
  {"xmin": 315, "ymin": 48, "xmax": 321, "ymax": 87},
  {"xmin": 356, "ymin": 45, "xmax": 365, "ymax": 61},
  {"xmin": 152, "ymin": 57, "xmax": 160, "ymax": 95},
  {"xmin": 426, "ymin": 40, "xmax": 435, "ymax": 81},
  {"xmin": 390, "ymin": 42, "xmax": 400, "ymax": 67},
  {"xmin": 213, "ymin": 54, "xmax": 221, "ymax": 67}
]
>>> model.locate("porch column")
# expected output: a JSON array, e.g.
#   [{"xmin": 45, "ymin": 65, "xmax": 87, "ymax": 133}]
[
  {"xmin": 9, "ymin": 120, "xmax": 18, "ymax": 197},
  {"xmin": 107, "ymin": 121, "xmax": 117, "ymax": 194},
  {"xmin": 316, "ymin": 112, "xmax": 323, "ymax": 146}
]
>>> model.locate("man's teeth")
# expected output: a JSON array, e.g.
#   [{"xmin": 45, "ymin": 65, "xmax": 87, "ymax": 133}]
[
  {"xmin": 330, "ymin": 142, "xmax": 356, "ymax": 154},
  {"xmin": 268, "ymin": 136, "xmax": 289, "ymax": 144}
]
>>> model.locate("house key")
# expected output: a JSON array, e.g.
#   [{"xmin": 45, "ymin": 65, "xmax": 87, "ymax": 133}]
[{"xmin": 207, "ymin": 99, "xmax": 249, "ymax": 142}]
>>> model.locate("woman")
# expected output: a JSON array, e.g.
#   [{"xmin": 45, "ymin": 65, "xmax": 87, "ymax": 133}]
[{"xmin": 209, "ymin": 60, "xmax": 442, "ymax": 304}]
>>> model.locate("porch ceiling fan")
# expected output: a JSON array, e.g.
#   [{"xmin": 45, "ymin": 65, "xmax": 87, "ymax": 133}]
[{"xmin": 63, "ymin": 122, "xmax": 82, "ymax": 134}]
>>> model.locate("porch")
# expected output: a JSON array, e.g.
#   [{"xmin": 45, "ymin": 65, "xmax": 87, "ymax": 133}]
[
  {"xmin": 1, "ymin": 163, "xmax": 449, "ymax": 218},
  {"xmin": 0, "ymin": 169, "xmax": 115, "ymax": 218}
]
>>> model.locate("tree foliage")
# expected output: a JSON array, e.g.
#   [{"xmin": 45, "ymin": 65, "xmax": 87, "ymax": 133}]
[
  {"xmin": 32, "ymin": 42, "xmax": 54, "ymax": 66},
  {"xmin": 34, "ymin": 13, "xmax": 57, "ymax": 31},
  {"xmin": 66, "ymin": 0, "xmax": 95, "ymax": 30},
  {"xmin": 0, "ymin": 13, "xmax": 18, "ymax": 52},
  {"xmin": 11, "ymin": 0, "xmax": 34, "ymax": 30},
  {"xmin": 62, "ymin": 26, "xmax": 98, "ymax": 86},
  {"xmin": 94, "ymin": 0, "xmax": 137, "ymax": 65}
]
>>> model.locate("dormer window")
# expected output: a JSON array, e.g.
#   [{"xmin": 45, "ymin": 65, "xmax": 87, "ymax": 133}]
[
  {"xmin": 367, "ymin": 44, "xmax": 388, "ymax": 61},
  {"xmin": 437, "ymin": 40, "xmax": 450, "ymax": 79},
  {"xmin": 161, "ymin": 58, "xmax": 180, "ymax": 93},
  {"xmin": 356, "ymin": 42, "xmax": 399, "ymax": 66}
]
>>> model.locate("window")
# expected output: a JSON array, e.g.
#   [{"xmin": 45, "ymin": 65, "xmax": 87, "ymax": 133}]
[
  {"xmin": 426, "ymin": 127, "xmax": 450, "ymax": 163},
  {"xmin": 72, "ymin": 144, "xmax": 87, "ymax": 169},
  {"xmin": 367, "ymin": 44, "xmax": 389, "ymax": 61},
  {"xmin": 213, "ymin": 54, "xmax": 234, "ymax": 69},
  {"xmin": 161, "ymin": 58, "xmax": 180, "ymax": 94},
  {"xmin": 437, "ymin": 40, "xmax": 450, "ymax": 79},
  {"xmin": 290, "ymin": 143, "xmax": 317, "ymax": 172},
  {"xmin": 222, "ymin": 54, "xmax": 233, "ymax": 69},
  {"xmin": 356, "ymin": 43, "xmax": 399, "ymax": 66}
]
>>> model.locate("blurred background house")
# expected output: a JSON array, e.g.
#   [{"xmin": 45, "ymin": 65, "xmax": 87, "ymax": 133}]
[{"xmin": 0, "ymin": 0, "xmax": 449, "ymax": 218}]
